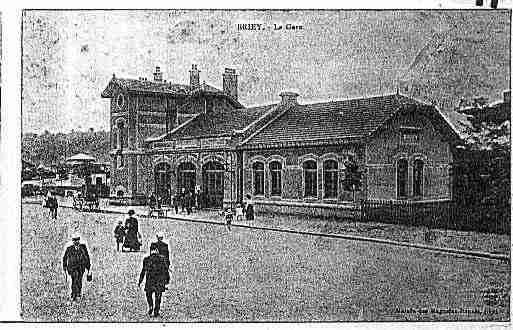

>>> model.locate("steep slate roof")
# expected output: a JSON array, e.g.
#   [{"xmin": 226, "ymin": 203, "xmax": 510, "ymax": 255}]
[
  {"xmin": 242, "ymin": 94, "xmax": 432, "ymax": 147},
  {"xmin": 159, "ymin": 104, "xmax": 277, "ymax": 140},
  {"xmin": 101, "ymin": 77, "xmax": 192, "ymax": 97},
  {"xmin": 101, "ymin": 76, "xmax": 243, "ymax": 108}
]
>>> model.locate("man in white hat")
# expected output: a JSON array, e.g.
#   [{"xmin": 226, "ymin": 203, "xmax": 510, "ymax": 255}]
[
  {"xmin": 150, "ymin": 231, "xmax": 169, "ymax": 268},
  {"xmin": 62, "ymin": 232, "xmax": 91, "ymax": 300}
]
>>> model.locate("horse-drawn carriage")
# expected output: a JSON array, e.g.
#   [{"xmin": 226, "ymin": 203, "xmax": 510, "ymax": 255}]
[{"xmin": 72, "ymin": 185, "xmax": 100, "ymax": 211}]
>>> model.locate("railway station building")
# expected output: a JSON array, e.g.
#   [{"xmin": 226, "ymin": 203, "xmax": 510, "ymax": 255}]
[{"xmin": 101, "ymin": 65, "xmax": 460, "ymax": 215}]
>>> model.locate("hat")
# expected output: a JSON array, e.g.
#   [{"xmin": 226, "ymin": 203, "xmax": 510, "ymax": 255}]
[
  {"xmin": 149, "ymin": 242, "xmax": 159, "ymax": 252},
  {"xmin": 71, "ymin": 232, "xmax": 81, "ymax": 240},
  {"xmin": 128, "ymin": 209, "xmax": 135, "ymax": 215},
  {"xmin": 156, "ymin": 231, "xmax": 164, "ymax": 238}
]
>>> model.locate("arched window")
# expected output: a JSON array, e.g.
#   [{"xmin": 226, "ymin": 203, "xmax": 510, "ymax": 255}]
[
  {"xmin": 269, "ymin": 161, "xmax": 282, "ymax": 196},
  {"xmin": 397, "ymin": 159, "xmax": 408, "ymax": 198},
  {"xmin": 252, "ymin": 162, "xmax": 264, "ymax": 196},
  {"xmin": 324, "ymin": 160, "xmax": 338, "ymax": 198},
  {"xmin": 177, "ymin": 162, "xmax": 196, "ymax": 194},
  {"xmin": 202, "ymin": 161, "xmax": 224, "ymax": 208},
  {"xmin": 303, "ymin": 160, "xmax": 317, "ymax": 198},
  {"xmin": 413, "ymin": 159, "xmax": 424, "ymax": 197}
]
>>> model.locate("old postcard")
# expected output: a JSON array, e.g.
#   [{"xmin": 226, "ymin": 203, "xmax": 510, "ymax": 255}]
[{"xmin": 16, "ymin": 8, "xmax": 511, "ymax": 323}]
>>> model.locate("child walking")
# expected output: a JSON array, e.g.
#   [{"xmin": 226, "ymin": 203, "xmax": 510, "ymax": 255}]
[
  {"xmin": 235, "ymin": 203, "xmax": 244, "ymax": 222},
  {"xmin": 114, "ymin": 220, "xmax": 125, "ymax": 252},
  {"xmin": 223, "ymin": 208, "xmax": 233, "ymax": 232}
]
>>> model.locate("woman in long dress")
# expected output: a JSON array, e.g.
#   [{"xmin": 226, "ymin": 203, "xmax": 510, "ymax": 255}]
[
  {"xmin": 245, "ymin": 195, "xmax": 254, "ymax": 221},
  {"xmin": 123, "ymin": 209, "xmax": 141, "ymax": 251}
]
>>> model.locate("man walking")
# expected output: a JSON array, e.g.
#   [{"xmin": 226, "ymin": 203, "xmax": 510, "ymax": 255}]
[
  {"xmin": 151, "ymin": 232, "xmax": 170, "ymax": 267},
  {"xmin": 180, "ymin": 188, "xmax": 186, "ymax": 213},
  {"xmin": 45, "ymin": 191, "xmax": 58, "ymax": 219},
  {"xmin": 172, "ymin": 194, "xmax": 179, "ymax": 214},
  {"xmin": 62, "ymin": 233, "xmax": 91, "ymax": 301},
  {"xmin": 138, "ymin": 245, "xmax": 170, "ymax": 317}
]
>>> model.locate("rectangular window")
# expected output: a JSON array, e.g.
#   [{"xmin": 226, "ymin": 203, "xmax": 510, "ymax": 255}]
[
  {"xmin": 401, "ymin": 133, "xmax": 419, "ymax": 145},
  {"xmin": 253, "ymin": 162, "xmax": 265, "ymax": 196},
  {"xmin": 413, "ymin": 159, "xmax": 424, "ymax": 197},
  {"xmin": 206, "ymin": 98, "xmax": 214, "ymax": 113},
  {"xmin": 397, "ymin": 159, "xmax": 408, "ymax": 198},
  {"xmin": 269, "ymin": 161, "xmax": 282, "ymax": 196},
  {"xmin": 324, "ymin": 160, "xmax": 338, "ymax": 199},
  {"xmin": 303, "ymin": 160, "xmax": 317, "ymax": 198},
  {"xmin": 305, "ymin": 171, "xmax": 317, "ymax": 197}
]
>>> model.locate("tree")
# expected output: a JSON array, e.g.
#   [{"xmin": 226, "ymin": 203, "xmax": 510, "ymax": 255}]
[
  {"xmin": 452, "ymin": 97, "xmax": 510, "ymax": 232},
  {"xmin": 22, "ymin": 129, "xmax": 111, "ymax": 167},
  {"xmin": 343, "ymin": 156, "xmax": 363, "ymax": 202}
]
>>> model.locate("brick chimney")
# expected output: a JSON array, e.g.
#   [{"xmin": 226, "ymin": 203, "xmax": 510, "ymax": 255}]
[
  {"xmin": 190, "ymin": 64, "xmax": 200, "ymax": 89},
  {"xmin": 279, "ymin": 92, "xmax": 299, "ymax": 105},
  {"xmin": 153, "ymin": 66, "xmax": 163, "ymax": 83},
  {"xmin": 223, "ymin": 68, "xmax": 238, "ymax": 100}
]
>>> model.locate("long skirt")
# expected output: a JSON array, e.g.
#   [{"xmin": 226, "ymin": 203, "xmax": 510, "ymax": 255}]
[
  {"xmin": 245, "ymin": 204, "xmax": 254, "ymax": 220},
  {"xmin": 123, "ymin": 229, "xmax": 140, "ymax": 250}
]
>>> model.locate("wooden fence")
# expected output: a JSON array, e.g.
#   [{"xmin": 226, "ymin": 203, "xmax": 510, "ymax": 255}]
[{"xmin": 360, "ymin": 199, "xmax": 510, "ymax": 234}]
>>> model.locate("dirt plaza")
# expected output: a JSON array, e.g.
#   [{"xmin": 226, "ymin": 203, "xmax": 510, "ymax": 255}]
[{"xmin": 21, "ymin": 203, "xmax": 509, "ymax": 321}]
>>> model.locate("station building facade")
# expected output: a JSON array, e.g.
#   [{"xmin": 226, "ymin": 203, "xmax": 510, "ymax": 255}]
[{"xmin": 101, "ymin": 65, "xmax": 460, "ymax": 214}]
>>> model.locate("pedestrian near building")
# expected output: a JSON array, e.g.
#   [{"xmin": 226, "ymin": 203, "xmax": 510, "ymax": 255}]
[
  {"xmin": 235, "ymin": 203, "xmax": 244, "ymax": 221},
  {"xmin": 148, "ymin": 193, "xmax": 157, "ymax": 217},
  {"xmin": 45, "ymin": 191, "xmax": 58, "ymax": 219},
  {"xmin": 62, "ymin": 233, "xmax": 91, "ymax": 301},
  {"xmin": 197, "ymin": 190, "xmax": 204, "ymax": 210},
  {"xmin": 138, "ymin": 245, "xmax": 170, "ymax": 317},
  {"xmin": 171, "ymin": 194, "xmax": 179, "ymax": 214},
  {"xmin": 180, "ymin": 188, "xmax": 186, "ymax": 213},
  {"xmin": 151, "ymin": 231, "xmax": 170, "ymax": 268},
  {"xmin": 223, "ymin": 208, "xmax": 233, "ymax": 231},
  {"xmin": 50, "ymin": 192, "xmax": 58, "ymax": 219},
  {"xmin": 123, "ymin": 210, "xmax": 141, "ymax": 252},
  {"xmin": 186, "ymin": 192, "xmax": 193, "ymax": 215},
  {"xmin": 114, "ymin": 220, "xmax": 125, "ymax": 252},
  {"xmin": 245, "ymin": 195, "xmax": 254, "ymax": 221},
  {"xmin": 195, "ymin": 185, "xmax": 201, "ymax": 210}
]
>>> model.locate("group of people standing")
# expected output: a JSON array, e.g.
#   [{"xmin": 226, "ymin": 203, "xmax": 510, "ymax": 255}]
[
  {"xmin": 222, "ymin": 195, "xmax": 255, "ymax": 231},
  {"xmin": 171, "ymin": 188, "xmax": 196, "ymax": 215},
  {"xmin": 114, "ymin": 209, "xmax": 142, "ymax": 252},
  {"xmin": 148, "ymin": 187, "xmax": 206, "ymax": 216}
]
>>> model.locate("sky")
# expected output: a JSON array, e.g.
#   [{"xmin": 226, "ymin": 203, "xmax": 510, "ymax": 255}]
[{"xmin": 21, "ymin": 10, "xmax": 510, "ymax": 134}]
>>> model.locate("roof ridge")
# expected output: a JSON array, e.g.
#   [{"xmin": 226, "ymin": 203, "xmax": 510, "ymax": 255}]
[
  {"xmin": 116, "ymin": 77, "xmax": 190, "ymax": 86},
  {"xmin": 146, "ymin": 113, "xmax": 202, "ymax": 142},
  {"xmin": 239, "ymin": 103, "xmax": 279, "ymax": 112},
  {"xmin": 240, "ymin": 103, "xmax": 295, "ymax": 146},
  {"xmin": 234, "ymin": 104, "xmax": 281, "ymax": 135},
  {"xmin": 295, "ymin": 93, "xmax": 405, "ymax": 108}
]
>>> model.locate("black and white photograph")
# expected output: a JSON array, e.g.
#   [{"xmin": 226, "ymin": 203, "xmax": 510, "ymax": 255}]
[{"xmin": 18, "ymin": 7, "xmax": 510, "ymax": 322}]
